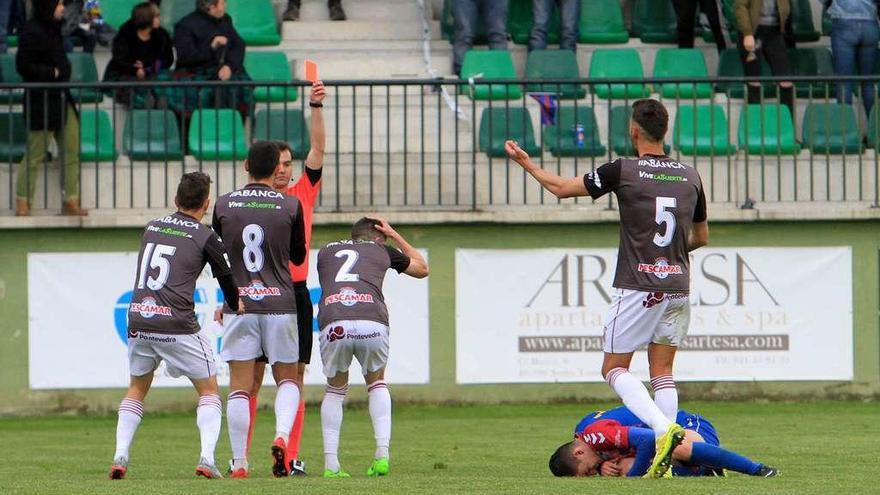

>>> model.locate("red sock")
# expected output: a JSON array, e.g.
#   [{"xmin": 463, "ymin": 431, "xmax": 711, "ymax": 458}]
[
  {"xmin": 285, "ymin": 400, "xmax": 306, "ymax": 463},
  {"xmin": 245, "ymin": 393, "xmax": 258, "ymax": 457}
]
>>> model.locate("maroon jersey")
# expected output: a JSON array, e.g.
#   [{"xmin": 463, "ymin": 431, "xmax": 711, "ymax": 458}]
[
  {"xmin": 212, "ymin": 183, "xmax": 306, "ymax": 314},
  {"xmin": 316, "ymin": 240, "xmax": 410, "ymax": 328},
  {"xmin": 584, "ymin": 155, "xmax": 707, "ymax": 293},
  {"xmin": 128, "ymin": 212, "xmax": 232, "ymax": 335}
]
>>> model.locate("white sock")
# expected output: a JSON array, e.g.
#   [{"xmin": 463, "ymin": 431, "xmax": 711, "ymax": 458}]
[
  {"xmin": 274, "ymin": 379, "xmax": 301, "ymax": 441},
  {"xmin": 196, "ymin": 394, "xmax": 222, "ymax": 465},
  {"xmin": 606, "ymin": 367, "xmax": 672, "ymax": 435},
  {"xmin": 650, "ymin": 375, "xmax": 678, "ymax": 422},
  {"xmin": 227, "ymin": 390, "xmax": 250, "ymax": 462},
  {"xmin": 321, "ymin": 384, "xmax": 348, "ymax": 472},
  {"xmin": 114, "ymin": 398, "xmax": 144, "ymax": 459},
  {"xmin": 367, "ymin": 381, "xmax": 391, "ymax": 459}
]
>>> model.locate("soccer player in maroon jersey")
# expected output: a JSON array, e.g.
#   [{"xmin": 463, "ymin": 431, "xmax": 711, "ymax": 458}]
[
  {"xmin": 505, "ymin": 99, "xmax": 709, "ymax": 478},
  {"xmin": 110, "ymin": 172, "xmax": 242, "ymax": 480},
  {"xmin": 242, "ymin": 80, "xmax": 326, "ymax": 476}
]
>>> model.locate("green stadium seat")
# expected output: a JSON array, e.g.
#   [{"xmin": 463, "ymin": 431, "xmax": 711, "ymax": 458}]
[
  {"xmin": 653, "ymin": 48, "xmax": 712, "ymax": 99},
  {"xmin": 0, "ymin": 112, "xmax": 27, "ymax": 162},
  {"xmin": 632, "ymin": 0, "xmax": 677, "ymax": 43},
  {"xmin": 80, "ymin": 109, "xmax": 117, "ymax": 162},
  {"xmin": 460, "ymin": 50, "xmax": 521, "ymax": 100},
  {"xmin": 524, "ymin": 50, "xmax": 584, "ymax": 99},
  {"xmin": 673, "ymin": 104, "xmax": 736, "ymax": 156},
  {"xmin": 122, "ymin": 109, "xmax": 184, "ymax": 161},
  {"xmin": 589, "ymin": 49, "xmax": 650, "ymax": 99},
  {"xmin": 542, "ymin": 106, "xmax": 606, "ymax": 157},
  {"xmin": 226, "ymin": 0, "xmax": 281, "ymax": 46},
  {"xmin": 68, "ymin": 53, "xmax": 102, "ymax": 103},
  {"xmin": 244, "ymin": 51, "xmax": 298, "ymax": 103},
  {"xmin": 868, "ymin": 105, "xmax": 880, "ymax": 148},
  {"xmin": 737, "ymin": 104, "xmax": 800, "ymax": 155},
  {"xmin": 102, "ymin": 0, "xmax": 140, "ymax": 31},
  {"xmin": 822, "ymin": 11, "xmax": 832, "ymax": 36},
  {"xmin": 791, "ymin": 0, "xmax": 820, "ymax": 42},
  {"xmin": 162, "ymin": 0, "xmax": 195, "ymax": 32},
  {"xmin": 188, "ymin": 109, "xmax": 247, "ymax": 160},
  {"xmin": 790, "ymin": 47, "xmax": 835, "ymax": 98},
  {"xmin": 801, "ymin": 103, "xmax": 863, "ymax": 154},
  {"xmin": 609, "ymin": 106, "xmax": 671, "ymax": 156},
  {"xmin": 478, "ymin": 107, "xmax": 540, "ymax": 158},
  {"xmin": 252, "ymin": 109, "xmax": 311, "ymax": 160},
  {"xmin": 579, "ymin": 0, "xmax": 628, "ymax": 44},
  {"xmin": 0, "ymin": 53, "xmax": 23, "ymax": 104},
  {"xmin": 7, "ymin": 35, "xmax": 15, "ymax": 47},
  {"xmin": 507, "ymin": 0, "xmax": 561, "ymax": 45},
  {"xmin": 716, "ymin": 48, "xmax": 774, "ymax": 98}
]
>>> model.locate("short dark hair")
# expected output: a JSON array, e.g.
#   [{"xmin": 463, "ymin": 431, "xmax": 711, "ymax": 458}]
[
  {"xmin": 548, "ymin": 442, "xmax": 579, "ymax": 477},
  {"xmin": 351, "ymin": 217, "xmax": 385, "ymax": 242},
  {"xmin": 247, "ymin": 141, "xmax": 281, "ymax": 180},
  {"xmin": 631, "ymin": 99, "xmax": 668, "ymax": 142},
  {"xmin": 176, "ymin": 171, "xmax": 212, "ymax": 210},
  {"xmin": 197, "ymin": 0, "xmax": 221, "ymax": 14},
  {"xmin": 132, "ymin": 2, "xmax": 159, "ymax": 30},
  {"xmin": 274, "ymin": 141, "xmax": 293, "ymax": 157}
]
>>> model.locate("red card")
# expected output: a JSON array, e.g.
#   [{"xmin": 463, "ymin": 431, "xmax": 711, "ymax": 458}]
[{"xmin": 304, "ymin": 59, "xmax": 318, "ymax": 83}]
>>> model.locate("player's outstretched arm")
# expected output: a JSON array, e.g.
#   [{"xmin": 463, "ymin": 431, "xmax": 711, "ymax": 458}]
[
  {"xmin": 305, "ymin": 80, "xmax": 326, "ymax": 171},
  {"xmin": 504, "ymin": 140, "xmax": 587, "ymax": 199},
  {"xmin": 375, "ymin": 219, "xmax": 429, "ymax": 279}
]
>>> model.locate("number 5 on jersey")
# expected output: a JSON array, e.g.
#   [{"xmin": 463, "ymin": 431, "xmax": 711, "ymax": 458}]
[{"xmin": 653, "ymin": 196, "xmax": 676, "ymax": 247}]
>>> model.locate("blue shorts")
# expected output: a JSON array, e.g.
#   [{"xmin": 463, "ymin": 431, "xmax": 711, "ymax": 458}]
[{"xmin": 673, "ymin": 411, "xmax": 722, "ymax": 477}]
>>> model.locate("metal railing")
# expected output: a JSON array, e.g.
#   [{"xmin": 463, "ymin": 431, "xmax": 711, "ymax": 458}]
[{"xmin": 1, "ymin": 75, "xmax": 879, "ymax": 215}]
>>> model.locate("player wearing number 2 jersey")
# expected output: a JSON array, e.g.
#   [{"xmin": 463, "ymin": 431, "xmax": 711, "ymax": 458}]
[
  {"xmin": 212, "ymin": 141, "xmax": 307, "ymax": 479},
  {"xmin": 316, "ymin": 218, "xmax": 428, "ymax": 478},
  {"xmin": 110, "ymin": 172, "xmax": 242, "ymax": 480},
  {"xmin": 505, "ymin": 99, "xmax": 709, "ymax": 479}
]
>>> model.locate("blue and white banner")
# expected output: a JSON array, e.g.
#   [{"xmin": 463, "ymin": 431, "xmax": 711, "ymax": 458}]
[{"xmin": 28, "ymin": 251, "xmax": 429, "ymax": 389}]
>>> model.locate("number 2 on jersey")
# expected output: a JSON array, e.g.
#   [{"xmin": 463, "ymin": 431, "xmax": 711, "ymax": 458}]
[
  {"xmin": 137, "ymin": 242, "xmax": 177, "ymax": 290},
  {"xmin": 335, "ymin": 249, "xmax": 360, "ymax": 282},
  {"xmin": 242, "ymin": 224, "xmax": 265, "ymax": 273},
  {"xmin": 653, "ymin": 196, "xmax": 677, "ymax": 247}
]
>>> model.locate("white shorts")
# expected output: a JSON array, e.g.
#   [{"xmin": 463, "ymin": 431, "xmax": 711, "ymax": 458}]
[
  {"xmin": 603, "ymin": 289, "xmax": 691, "ymax": 354},
  {"xmin": 319, "ymin": 320, "xmax": 389, "ymax": 378},
  {"xmin": 128, "ymin": 330, "xmax": 216, "ymax": 380},
  {"xmin": 220, "ymin": 313, "xmax": 299, "ymax": 364}
]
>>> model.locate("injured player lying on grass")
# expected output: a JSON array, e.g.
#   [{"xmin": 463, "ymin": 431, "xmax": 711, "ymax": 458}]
[{"xmin": 548, "ymin": 406, "xmax": 779, "ymax": 478}]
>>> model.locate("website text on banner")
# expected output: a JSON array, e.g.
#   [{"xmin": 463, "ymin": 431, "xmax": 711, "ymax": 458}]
[
  {"xmin": 455, "ymin": 248, "xmax": 852, "ymax": 384},
  {"xmin": 28, "ymin": 251, "xmax": 429, "ymax": 389}
]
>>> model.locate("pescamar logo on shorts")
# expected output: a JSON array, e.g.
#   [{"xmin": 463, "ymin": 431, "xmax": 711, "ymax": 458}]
[
  {"xmin": 637, "ymin": 258, "xmax": 683, "ymax": 279},
  {"xmin": 129, "ymin": 297, "xmax": 173, "ymax": 318},
  {"xmin": 239, "ymin": 281, "xmax": 282, "ymax": 301},
  {"xmin": 324, "ymin": 287, "xmax": 375, "ymax": 307}
]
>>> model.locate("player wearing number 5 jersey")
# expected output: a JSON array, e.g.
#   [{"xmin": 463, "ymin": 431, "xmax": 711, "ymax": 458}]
[
  {"xmin": 110, "ymin": 172, "xmax": 242, "ymax": 480},
  {"xmin": 212, "ymin": 141, "xmax": 307, "ymax": 479},
  {"xmin": 316, "ymin": 218, "xmax": 429, "ymax": 478},
  {"xmin": 506, "ymin": 99, "xmax": 709, "ymax": 478}
]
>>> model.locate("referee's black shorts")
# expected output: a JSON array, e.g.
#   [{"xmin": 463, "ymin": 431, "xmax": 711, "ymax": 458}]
[{"xmin": 294, "ymin": 282, "xmax": 313, "ymax": 364}]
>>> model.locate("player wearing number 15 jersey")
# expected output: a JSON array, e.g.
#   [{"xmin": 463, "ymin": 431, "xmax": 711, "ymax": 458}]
[
  {"xmin": 316, "ymin": 218, "xmax": 429, "ymax": 478},
  {"xmin": 212, "ymin": 141, "xmax": 307, "ymax": 479},
  {"xmin": 110, "ymin": 172, "xmax": 242, "ymax": 480},
  {"xmin": 505, "ymin": 99, "xmax": 709, "ymax": 478}
]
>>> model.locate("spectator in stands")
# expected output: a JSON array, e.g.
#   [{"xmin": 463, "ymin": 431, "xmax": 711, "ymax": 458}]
[
  {"xmin": 453, "ymin": 0, "xmax": 509, "ymax": 76},
  {"xmin": 674, "ymin": 0, "xmax": 728, "ymax": 52},
  {"xmin": 283, "ymin": 0, "xmax": 346, "ymax": 21},
  {"xmin": 172, "ymin": 0, "xmax": 252, "ymax": 119},
  {"xmin": 733, "ymin": 0, "xmax": 795, "ymax": 117},
  {"xmin": 825, "ymin": 0, "xmax": 879, "ymax": 116},
  {"xmin": 0, "ymin": 0, "xmax": 25, "ymax": 54},
  {"xmin": 61, "ymin": 0, "xmax": 114, "ymax": 53},
  {"xmin": 103, "ymin": 2, "xmax": 173, "ymax": 107},
  {"xmin": 15, "ymin": 0, "xmax": 85, "ymax": 216},
  {"xmin": 528, "ymin": 0, "xmax": 579, "ymax": 52}
]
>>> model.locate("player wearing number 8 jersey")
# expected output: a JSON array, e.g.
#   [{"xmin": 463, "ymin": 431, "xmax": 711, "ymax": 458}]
[
  {"xmin": 316, "ymin": 218, "xmax": 429, "ymax": 478},
  {"xmin": 212, "ymin": 141, "xmax": 307, "ymax": 478},
  {"xmin": 110, "ymin": 172, "xmax": 242, "ymax": 480},
  {"xmin": 505, "ymin": 99, "xmax": 709, "ymax": 478}
]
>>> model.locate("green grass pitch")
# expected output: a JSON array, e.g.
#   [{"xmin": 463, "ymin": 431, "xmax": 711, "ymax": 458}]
[{"xmin": 1, "ymin": 401, "xmax": 877, "ymax": 494}]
